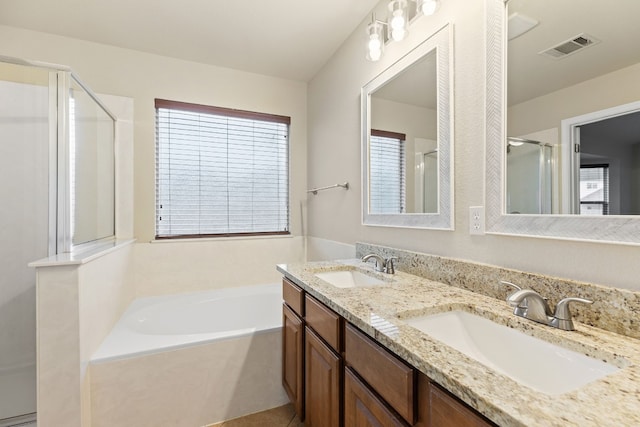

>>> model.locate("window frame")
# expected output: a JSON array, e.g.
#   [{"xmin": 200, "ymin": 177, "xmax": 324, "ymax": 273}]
[{"xmin": 154, "ymin": 98, "xmax": 291, "ymax": 240}]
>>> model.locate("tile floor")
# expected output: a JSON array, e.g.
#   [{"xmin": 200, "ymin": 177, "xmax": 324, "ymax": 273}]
[{"xmin": 209, "ymin": 404, "xmax": 303, "ymax": 427}]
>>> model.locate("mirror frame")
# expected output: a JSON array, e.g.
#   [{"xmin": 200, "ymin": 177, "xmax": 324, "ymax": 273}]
[
  {"xmin": 362, "ymin": 23, "xmax": 453, "ymax": 230},
  {"xmin": 485, "ymin": 0, "xmax": 640, "ymax": 245}
]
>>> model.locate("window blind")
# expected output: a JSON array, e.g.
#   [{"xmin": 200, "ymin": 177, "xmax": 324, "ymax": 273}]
[
  {"xmin": 155, "ymin": 99, "xmax": 290, "ymax": 238},
  {"xmin": 369, "ymin": 130, "xmax": 406, "ymax": 214},
  {"xmin": 579, "ymin": 164, "xmax": 609, "ymax": 215}
]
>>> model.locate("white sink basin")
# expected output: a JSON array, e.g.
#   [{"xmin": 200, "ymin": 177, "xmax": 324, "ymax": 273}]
[
  {"xmin": 404, "ymin": 310, "xmax": 620, "ymax": 395},
  {"xmin": 315, "ymin": 270, "xmax": 386, "ymax": 288}
]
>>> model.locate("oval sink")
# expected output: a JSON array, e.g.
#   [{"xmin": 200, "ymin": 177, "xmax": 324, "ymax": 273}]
[
  {"xmin": 404, "ymin": 310, "xmax": 620, "ymax": 395},
  {"xmin": 315, "ymin": 270, "xmax": 386, "ymax": 288}
]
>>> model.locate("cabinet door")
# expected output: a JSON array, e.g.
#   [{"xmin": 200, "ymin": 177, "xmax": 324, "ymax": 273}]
[
  {"xmin": 344, "ymin": 368, "xmax": 408, "ymax": 427},
  {"xmin": 305, "ymin": 327, "xmax": 342, "ymax": 427},
  {"xmin": 430, "ymin": 383, "xmax": 495, "ymax": 427},
  {"xmin": 345, "ymin": 323, "xmax": 415, "ymax": 424},
  {"xmin": 283, "ymin": 303, "xmax": 304, "ymax": 419}
]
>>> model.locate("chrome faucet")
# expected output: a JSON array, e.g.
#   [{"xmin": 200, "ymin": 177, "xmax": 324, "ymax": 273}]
[
  {"xmin": 361, "ymin": 254, "xmax": 398, "ymax": 274},
  {"xmin": 501, "ymin": 281, "xmax": 593, "ymax": 331}
]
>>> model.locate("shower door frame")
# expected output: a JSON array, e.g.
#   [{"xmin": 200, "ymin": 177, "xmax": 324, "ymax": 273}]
[{"xmin": 0, "ymin": 55, "xmax": 117, "ymax": 255}]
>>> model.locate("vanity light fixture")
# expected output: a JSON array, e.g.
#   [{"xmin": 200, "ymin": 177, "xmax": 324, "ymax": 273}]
[
  {"xmin": 388, "ymin": 0, "xmax": 409, "ymax": 42},
  {"xmin": 366, "ymin": 0, "xmax": 442, "ymax": 61},
  {"xmin": 366, "ymin": 17, "xmax": 386, "ymax": 62}
]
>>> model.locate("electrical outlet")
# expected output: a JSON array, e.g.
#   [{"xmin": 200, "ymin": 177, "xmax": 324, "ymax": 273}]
[{"xmin": 469, "ymin": 206, "xmax": 484, "ymax": 235}]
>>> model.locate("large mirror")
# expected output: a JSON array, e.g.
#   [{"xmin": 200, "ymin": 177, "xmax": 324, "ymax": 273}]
[
  {"xmin": 486, "ymin": 0, "xmax": 640, "ymax": 243},
  {"xmin": 362, "ymin": 24, "xmax": 453, "ymax": 229}
]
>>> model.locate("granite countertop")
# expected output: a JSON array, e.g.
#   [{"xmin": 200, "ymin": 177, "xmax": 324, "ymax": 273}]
[{"xmin": 277, "ymin": 259, "xmax": 640, "ymax": 427}]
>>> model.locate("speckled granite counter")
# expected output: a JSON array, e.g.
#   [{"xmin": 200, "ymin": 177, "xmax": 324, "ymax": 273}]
[{"xmin": 277, "ymin": 259, "xmax": 640, "ymax": 427}]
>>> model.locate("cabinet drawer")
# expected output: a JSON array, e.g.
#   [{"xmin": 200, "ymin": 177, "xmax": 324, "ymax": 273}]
[
  {"xmin": 345, "ymin": 323, "xmax": 415, "ymax": 424},
  {"xmin": 305, "ymin": 294, "xmax": 342, "ymax": 352},
  {"xmin": 345, "ymin": 367, "xmax": 408, "ymax": 427},
  {"xmin": 430, "ymin": 383, "xmax": 496, "ymax": 427},
  {"xmin": 283, "ymin": 278, "xmax": 304, "ymax": 316}
]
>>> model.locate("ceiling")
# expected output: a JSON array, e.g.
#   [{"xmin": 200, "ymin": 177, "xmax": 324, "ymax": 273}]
[
  {"xmin": 0, "ymin": 0, "xmax": 381, "ymax": 82},
  {"xmin": 372, "ymin": 50, "xmax": 437, "ymax": 110}
]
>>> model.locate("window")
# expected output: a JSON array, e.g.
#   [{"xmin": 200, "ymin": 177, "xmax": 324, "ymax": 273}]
[
  {"xmin": 580, "ymin": 164, "xmax": 609, "ymax": 215},
  {"xmin": 155, "ymin": 99, "xmax": 290, "ymax": 238},
  {"xmin": 369, "ymin": 129, "xmax": 406, "ymax": 214}
]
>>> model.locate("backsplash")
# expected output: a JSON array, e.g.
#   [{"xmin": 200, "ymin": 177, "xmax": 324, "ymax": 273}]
[{"xmin": 356, "ymin": 243, "xmax": 640, "ymax": 339}]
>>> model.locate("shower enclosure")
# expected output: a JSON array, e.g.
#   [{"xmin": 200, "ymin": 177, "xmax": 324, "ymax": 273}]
[
  {"xmin": 506, "ymin": 137, "xmax": 553, "ymax": 215},
  {"xmin": 0, "ymin": 57, "xmax": 115, "ymax": 426},
  {"xmin": 414, "ymin": 149, "xmax": 438, "ymax": 213}
]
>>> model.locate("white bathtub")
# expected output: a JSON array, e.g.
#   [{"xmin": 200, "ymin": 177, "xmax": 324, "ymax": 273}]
[
  {"xmin": 92, "ymin": 282, "xmax": 282, "ymax": 362},
  {"xmin": 89, "ymin": 283, "xmax": 288, "ymax": 427}
]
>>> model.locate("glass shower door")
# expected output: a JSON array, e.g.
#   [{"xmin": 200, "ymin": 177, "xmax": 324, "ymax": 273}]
[
  {"xmin": 0, "ymin": 62, "xmax": 51, "ymax": 424},
  {"xmin": 506, "ymin": 139, "xmax": 553, "ymax": 215}
]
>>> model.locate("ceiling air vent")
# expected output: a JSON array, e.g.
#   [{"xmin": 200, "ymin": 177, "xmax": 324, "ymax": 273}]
[{"xmin": 539, "ymin": 33, "xmax": 600, "ymax": 59}]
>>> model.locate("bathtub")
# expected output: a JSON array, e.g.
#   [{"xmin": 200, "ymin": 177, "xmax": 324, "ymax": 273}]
[
  {"xmin": 89, "ymin": 283, "xmax": 288, "ymax": 427},
  {"xmin": 92, "ymin": 282, "xmax": 283, "ymax": 362}
]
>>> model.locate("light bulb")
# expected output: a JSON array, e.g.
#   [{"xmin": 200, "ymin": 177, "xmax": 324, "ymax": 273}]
[
  {"xmin": 391, "ymin": 28, "xmax": 406, "ymax": 42},
  {"xmin": 387, "ymin": 0, "xmax": 408, "ymax": 42},
  {"xmin": 421, "ymin": 0, "xmax": 438, "ymax": 16},
  {"xmin": 368, "ymin": 34, "xmax": 381, "ymax": 51},
  {"xmin": 391, "ymin": 11, "xmax": 405, "ymax": 30},
  {"xmin": 366, "ymin": 19, "xmax": 384, "ymax": 62},
  {"xmin": 368, "ymin": 48, "xmax": 382, "ymax": 62}
]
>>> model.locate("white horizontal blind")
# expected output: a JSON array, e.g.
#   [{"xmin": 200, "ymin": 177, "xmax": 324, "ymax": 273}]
[
  {"xmin": 369, "ymin": 130, "xmax": 406, "ymax": 214},
  {"xmin": 155, "ymin": 99, "xmax": 290, "ymax": 238},
  {"xmin": 580, "ymin": 165, "xmax": 609, "ymax": 215}
]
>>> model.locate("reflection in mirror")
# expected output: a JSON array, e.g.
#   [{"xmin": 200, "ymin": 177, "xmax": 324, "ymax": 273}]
[
  {"xmin": 506, "ymin": 0, "xmax": 640, "ymax": 216},
  {"xmin": 362, "ymin": 24, "xmax": 452, "ymax": 229},
  {"xmin": 506, "ymin": 137, "xmax": 552, "ymax": 214},
  {"xmin": 370, "ymin": 51, "xmax": 438, "ymax": 214}
]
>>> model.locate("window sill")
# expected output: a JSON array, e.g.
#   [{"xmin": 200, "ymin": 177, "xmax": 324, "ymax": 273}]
[{"xmin": 150, "ymin": 234, "xmax": 295, "ymax": 244}]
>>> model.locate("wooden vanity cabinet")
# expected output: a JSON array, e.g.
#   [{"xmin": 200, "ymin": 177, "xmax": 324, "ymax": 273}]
[
  {"xmin": 282, "ymin": 279, "xmax": 304, "ymax": 420},
  {"xmin": 344, "ymin": 323, "xmax": 495, "ymax": 427},
  {"xmin": 345, "ymin": 323, "xmax": 415, "ymax": 424},
  {"xmin": 281, "ymin": 276, "xmax": 495, "ymax": 427}
]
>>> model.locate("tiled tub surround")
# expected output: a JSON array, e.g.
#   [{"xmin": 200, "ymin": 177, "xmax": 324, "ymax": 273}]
[
  {"xmin": 277, "ymin": 258, "xmax": 640, "ymax": 426},
  {"xmin": 90, "ymin": 330, "xmax": 287, "ymax": 427},
  {"xmin": 89, "ymin": 283, "xmax": 288, "ymax": 427},
  {"xmin": 356, "ymin": 243, "xmax": 640, "ymax": 339}
]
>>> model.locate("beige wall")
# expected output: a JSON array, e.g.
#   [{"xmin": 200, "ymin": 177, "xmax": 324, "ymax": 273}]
[
  {"xmin": 508, "ymin": 62, "xmax": 640, "ymax": 137},
  {"xmin": 307, "ymin": 0, "xmax": 640, "ymax": 291},
  {"xmin": 0, "ymin": 24, "xmax": 307, "ymax": 295},
  {"xmin": 0, "ymin": 24, "xmax": 307, "ymax": 243},
  {"xmin": 4, "ymin": 3, "xmax": 640, "ymax": 295}
]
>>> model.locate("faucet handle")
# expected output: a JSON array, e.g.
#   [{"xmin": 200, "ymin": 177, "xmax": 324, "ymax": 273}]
[
  {"xmin": 500, "ymin": 281, "xmax": 522, "ymax": 296},
  {"xmin": 554, "ymin": 297, "xmax": 593, "ymax": 320},
  {"xmin": 385, "ymin": 257, "xmax": 399, "ymax": 274}
]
